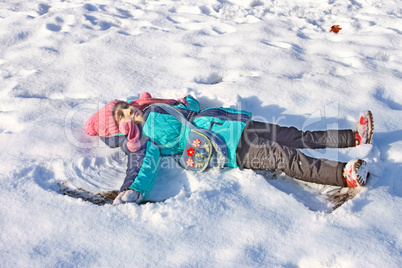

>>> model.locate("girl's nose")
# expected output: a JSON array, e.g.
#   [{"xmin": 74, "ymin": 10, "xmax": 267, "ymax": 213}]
[{"xmin": 123, "ymin": 109, "xmax": 132, "ymax": 117}]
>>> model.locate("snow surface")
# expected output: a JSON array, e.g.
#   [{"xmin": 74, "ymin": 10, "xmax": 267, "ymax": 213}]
[{"xmin": 1, "ymin": 0, "xmax": 401, "ymax": 266}]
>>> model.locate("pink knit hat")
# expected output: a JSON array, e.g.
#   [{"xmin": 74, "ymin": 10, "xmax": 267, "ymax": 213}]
[
  {"xmin": 85, "ymin": 99, "xmax": 125, "ymax": 137},
  {"xmin": 85, "ymin": 92, "xmax": 188, "ymax": 137}
]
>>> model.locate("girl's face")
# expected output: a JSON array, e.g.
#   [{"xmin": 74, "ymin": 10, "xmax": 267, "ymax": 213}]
[{"xmin": 114, "ymin": 103, "xmax": 143, "ymax": 126}]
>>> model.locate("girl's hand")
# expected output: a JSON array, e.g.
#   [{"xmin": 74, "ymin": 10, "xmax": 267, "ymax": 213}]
[
  {"xmin": 177, "ymin": 97, "xmax": 189, "ymax": 106},
  {"xmin": 113, "ymin": 190, "xmax": 140, "ymax": 206}
]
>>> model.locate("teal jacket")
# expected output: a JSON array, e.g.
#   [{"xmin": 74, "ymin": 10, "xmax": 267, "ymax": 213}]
[{"xmin": 101, "ymin": 96, "xmax": 251, "ymax": 201}]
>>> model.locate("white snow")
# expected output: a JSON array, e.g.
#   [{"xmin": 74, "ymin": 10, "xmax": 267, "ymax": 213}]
[{"xmin": 1, "ymin": 0, "xmax": 402, "ymax": 266}]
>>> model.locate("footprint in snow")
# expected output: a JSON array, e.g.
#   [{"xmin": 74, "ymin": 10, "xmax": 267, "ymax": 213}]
[
  {"xmin": 212, "ymin": 24, "xmax": 237, "ymax": 35},
  {"xmin": 84, "ymin": 14, "xmax": 115, "ymax": 31},
  {"xmin": 116, "ymin": 8, "xmax": 132, "ymax": 18},
  {"xmin": 195, "ymin": 73, "xmax": 223, "ymax": 85},
  {"xmin": 46, "ymin": 24, "xmax": 61, "ymax": 32},
  {"xmin": 250, "ymin": 0, "xmax": 265, "ymax": 7},
  {"xmin": 37, "ymin": 4, "xmax": 51, "ymax": 15},
  {"xmin": 84, "ymin": 4, "xmax": 99, "ymax": 12}
]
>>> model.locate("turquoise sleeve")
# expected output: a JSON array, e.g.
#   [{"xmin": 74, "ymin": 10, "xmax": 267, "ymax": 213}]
[{"xmin": 174, "ymin": 96, "xmax": 200, "ymax": 112}]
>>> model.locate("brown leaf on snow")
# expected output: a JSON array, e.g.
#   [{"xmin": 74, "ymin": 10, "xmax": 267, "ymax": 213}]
[{"xmin": 330, "ymin": 25, "xmax": 342, "ymax": 33}]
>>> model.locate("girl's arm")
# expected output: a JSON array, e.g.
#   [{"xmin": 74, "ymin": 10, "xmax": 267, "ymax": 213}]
[
  {"xmin": 173, "ymin": 95, "xmax": 200, "ymax": 112},
  {"xmin": 118, "ymin": 138, "xmax": 161, "ymax": 203}
]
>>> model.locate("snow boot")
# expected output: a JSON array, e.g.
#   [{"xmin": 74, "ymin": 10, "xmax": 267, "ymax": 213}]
[
  {"xmin": 343, "ymin": 159, "xmax": 369, "ymax": 188},
  {"xmin": 354, "ymin": 110, "xmax": 374, "ymax": 146}
]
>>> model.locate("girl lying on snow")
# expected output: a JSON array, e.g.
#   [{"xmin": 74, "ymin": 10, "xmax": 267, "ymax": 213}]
[{"xmin": 85, "ymin": 92, "xmax": 373, "ymax": 205}]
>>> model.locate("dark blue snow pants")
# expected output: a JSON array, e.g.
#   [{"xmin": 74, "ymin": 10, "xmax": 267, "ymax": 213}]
[{"xmin": 236, "ymin": 121, "xmax": 355, "ymax": 187}]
